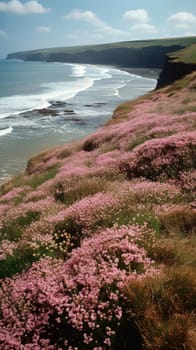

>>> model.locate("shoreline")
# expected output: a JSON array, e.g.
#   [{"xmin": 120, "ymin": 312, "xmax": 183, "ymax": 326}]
[
  {"xmin": 117, "ymin": 66, "xmax": 161, "ymax": 80},
  {"xmin": 0, "ymin": 63, "xmax": 158, "ymax": 184}
]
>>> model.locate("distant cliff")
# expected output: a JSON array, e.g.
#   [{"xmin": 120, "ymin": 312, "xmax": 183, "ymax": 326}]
[
  {"xmin": 7, "ymin": 37, "xmax": 196, "ymax": 70},
  {"xmin": 6, "ymin": 46, "xmax": 180, "ymax": 69},
  {"xmin": 22, "ymin": 46, "xmax": 183, "ymax": 69}
]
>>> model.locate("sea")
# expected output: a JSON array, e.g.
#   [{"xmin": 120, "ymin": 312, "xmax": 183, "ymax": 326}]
[{"xmin": 0, "ymin": 59, "xmax": 157, "ymax": 182}]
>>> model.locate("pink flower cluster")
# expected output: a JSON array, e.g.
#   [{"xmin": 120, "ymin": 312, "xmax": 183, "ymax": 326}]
[
  {"xmin": 48, "ymin": 192, "xmax": 119, "ymax": 237},
  {"xmin": 0, "ymin": 240, "xmax": 18, "ymax": 260},
  {"xmin": 118, "ymin": 179, "xmax": 182, "ymax": 205},
  {"xmin": 0, "ymin": 224, "xmax": 157, "ymax": 349},
  {"xmin": 2, "ymin": 197, "xmax": 55, "ymax": 223},
  {"xmin": 119, "ymin": 131, "xmax": 196, "ymax": 180},
  {"xmin": 0, "ymin": 187, "xmax": 26, "ymax": 203},
  {"xmin": 178, "ymin": 170, "xmax": 196, "ymax": 193}
]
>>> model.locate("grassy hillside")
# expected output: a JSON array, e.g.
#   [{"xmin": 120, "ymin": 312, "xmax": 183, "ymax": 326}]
[
  {"xmin": 7, "ymin": 36, "xmax": 196, "ymax": 57},
  {"xmin": 169, "ymin": 43, "xmax": 196, "ymax": 64},
  {"xmin": 0, "ymin": 66, "xmax": 195, "ymax": 349}
]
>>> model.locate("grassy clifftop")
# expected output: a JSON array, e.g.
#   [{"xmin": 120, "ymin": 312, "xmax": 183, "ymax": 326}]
[
  {"xmin": 7, "ymin": 36, "xmax": 196, "ymax": 56},
  {"xmin": 0, "ymin": 65, "xmax": 195, "ymax": 349},
  {"xmin": 169, "ymin": 43, "xmax": 196, "ymax": 64}
]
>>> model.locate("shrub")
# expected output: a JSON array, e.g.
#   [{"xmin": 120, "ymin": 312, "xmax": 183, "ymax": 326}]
[
  {"xmin": 119, "ymin": 132, "xmax": 196, "ymax": 180},
  {"xmin": 49, "ymin": 192, "xmax": 119, "ymax": 239},
  {"xmin": 0, "ymin": 225, "xmax": 157, "ymax": 349},
  {"xmin": 83, "ymin": 138, "xmax": 98, "ymax": 151}
]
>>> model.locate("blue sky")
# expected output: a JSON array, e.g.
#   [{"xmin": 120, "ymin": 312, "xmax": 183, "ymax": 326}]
[{"xmin": 0, "ymin": 0, "xmax": 196, "ymax": 57}]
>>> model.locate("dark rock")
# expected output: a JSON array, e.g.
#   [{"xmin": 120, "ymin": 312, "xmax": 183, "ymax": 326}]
[
  {"xmin": 84, "ymin": 102, "xmax": 107, "ymax": 108},
  {"xmin": 64, "ymin": 109, "xmax": 76, "ymax": 115},
  {"xmin": 65, "ymin": 118, "xmax": 86, "ymax": 124},
  {"xmin": 94, "ymin": 102, "xmax": 107, "ymax": 106},
  {"xmin": 50, "ymin": 101, "xmax": 71, "ymax": 107},
  {"xmin": 35, "ymin": 108, "xmax": 58, "ymax": 116}
]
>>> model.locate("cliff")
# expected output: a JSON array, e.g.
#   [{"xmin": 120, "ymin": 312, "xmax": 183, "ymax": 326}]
[
  {"xmin": 7, "ymin": 36, "xmax": 196, "ymax": 69},
  {"xmin": 22, "ymin": 45, "xmax": 182, "ymax": 69},
  {"xmin": 157, "ymin": 43, "xmax": 196, "ymax": 88}
]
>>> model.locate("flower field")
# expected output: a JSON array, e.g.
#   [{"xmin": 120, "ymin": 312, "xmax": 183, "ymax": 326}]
[{"xmin": 0, "ymin": 71, "xmax": 196, "ymax": 349}]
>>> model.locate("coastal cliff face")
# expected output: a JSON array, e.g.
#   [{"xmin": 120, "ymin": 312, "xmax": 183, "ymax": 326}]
[
  {"xmin": 21, "ymin": 46, "xmax": 183, "ymax": 69},
  {"xmin": 7, "ymin": 45, "xmax": 182, "ymax": 69},
  {"xmin": 157, "ymin": 43, "xmax": 196, "ymax": 88},
  {"xmin": 157, "ymin": 56, "xmax": 196, "ymax": 88}
]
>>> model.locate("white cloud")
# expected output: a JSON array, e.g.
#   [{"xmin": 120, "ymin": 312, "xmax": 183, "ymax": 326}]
[
  {"xmin": 122, "ymin": 9, "xmax": 157, "ymax": 35},
  {"xmin": 0, "ymin": 29, "xmax": 7, "ymax": 38},
  {"xmin": 36, "ymin": 26, "xmax": 51, "ymax": 32},
  {"xmin": 64, "ymin": 9, "xmax": 130, "ymax": 40},
  {"xmin": 168, "ymin": 12, "xmax": 196, "ymax": 29},
  {"xmin": 122, "ymin": 9, "xmax": 150, "ymax": 24},
  {"xmin": 0, "ymin": 0, "xmax": 50, "ymax": 14},
  {"xmin": 65, "ymin": 9, "xmax": 98, "ymax": 24},
  {"xmin": 131, "ymin": 23, "xmax": 157, "ymax": 34}
]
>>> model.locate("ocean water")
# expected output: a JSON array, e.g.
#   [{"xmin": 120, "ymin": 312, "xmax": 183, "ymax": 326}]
[{"xmin": 0, "ymin": 59, "xmax": 157, "ymax": 182}]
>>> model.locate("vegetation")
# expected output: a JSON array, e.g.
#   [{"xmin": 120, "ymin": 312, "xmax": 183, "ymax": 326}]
[
  {"xmin": 8, "ymin": 36, "xmax": 196, "ymax": 57},
  {"xmin": 0, "ymin": 60, "xmax": 196, "ymax": 348},
  {"xmin": 169, "ymin": 43, "xmax": 196, "ymax": 64}
]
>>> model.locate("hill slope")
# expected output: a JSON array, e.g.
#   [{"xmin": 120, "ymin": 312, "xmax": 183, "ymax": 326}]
[{"xmin": 0, "ymin": 56, "xmax": 195, "ymax": 349}]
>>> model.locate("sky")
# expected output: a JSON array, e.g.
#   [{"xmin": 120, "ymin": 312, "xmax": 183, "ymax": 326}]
[{"xmin": 0, "ymin": 0, "xmax": 196, "ymax": 57}]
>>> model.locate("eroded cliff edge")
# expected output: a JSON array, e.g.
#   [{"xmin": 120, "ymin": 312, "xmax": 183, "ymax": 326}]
[{"xmin": 157, "ymin": 43, "xmax": 196, "ymax": 88}]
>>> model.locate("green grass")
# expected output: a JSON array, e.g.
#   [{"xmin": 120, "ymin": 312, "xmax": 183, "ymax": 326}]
[
  {"xmin": 1, "ymin": 210, "xmax": 41, "ymax": 242},
  {"xmin": 54, "ymin": 177, "xmax": 110, "ymax": 205},
  {"xmin": 0, "ymin": 163, "xmax": 59, "ymax": 195},
  {"xmin": 26, "ymin": 165, "xmax": 59, "ymax": 188},
  {"xmin": 127, "ymin": 135, "xmax": 151, "ymax": 151},
  {"xmin": 169, "ymin": 43, "xmax": 196, "ymax": 64},
  {"xmin": 0, "ymin": 247, "xmax": 37, "ymax": 278}
]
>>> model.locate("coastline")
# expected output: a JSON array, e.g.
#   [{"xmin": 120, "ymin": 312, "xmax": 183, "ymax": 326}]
[{"xmin": 0, "ymin": 62, "xmax": 157, "ymax": 184}]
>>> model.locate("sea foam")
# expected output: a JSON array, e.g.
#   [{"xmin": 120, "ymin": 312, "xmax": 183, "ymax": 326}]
[{"xmin": 0, "ymin": 126, "xmax": 13, "ymax": 137}]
